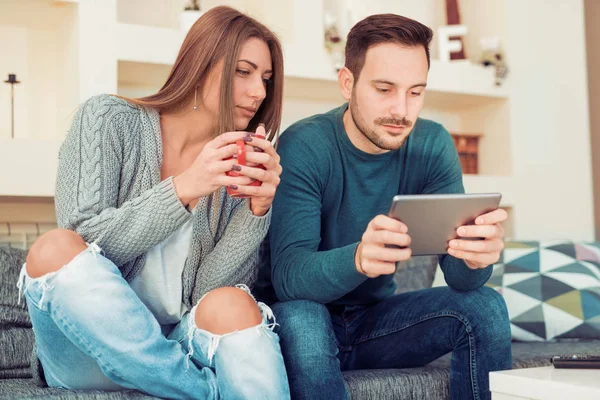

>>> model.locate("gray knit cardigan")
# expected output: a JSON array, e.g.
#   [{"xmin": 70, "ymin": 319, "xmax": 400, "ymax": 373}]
[{"xmin": 54, "ymin": 94, "xmax": 271, "ymax": 309}]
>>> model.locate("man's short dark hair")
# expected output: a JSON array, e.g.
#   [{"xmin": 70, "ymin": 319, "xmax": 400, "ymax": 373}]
[{"xmin": 345, "ymin": 14, "xmax": 433, "ymax": 81}]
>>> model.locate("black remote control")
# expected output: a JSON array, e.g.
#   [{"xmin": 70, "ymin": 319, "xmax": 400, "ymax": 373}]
[{"xmin": 551, "ymin": 354, "xmax": 600, "ymax": 369}]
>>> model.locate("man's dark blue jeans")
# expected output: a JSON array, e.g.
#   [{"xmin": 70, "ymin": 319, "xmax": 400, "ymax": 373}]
[{"xmin": 272, "ymin": 286, "xmax": 512, "ymax": 400}]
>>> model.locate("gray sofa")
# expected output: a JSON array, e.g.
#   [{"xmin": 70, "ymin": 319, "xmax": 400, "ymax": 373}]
[{"xmin": 2, "ymin": 247, "xmax": 600, "ymax": 400}]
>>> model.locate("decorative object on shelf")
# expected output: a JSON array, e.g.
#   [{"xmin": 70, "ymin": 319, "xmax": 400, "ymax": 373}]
[
  {"xmin": 3, "ymin": 74, "xmax": 20, "ymax": 139},
  {"xmin": 180, "ymin": 0, "xmax": 203, "ymax": 33},
  {"xmin": 184, "ymin": 0, "xmax": 200, "ymax": 12},
  {"xmin": 324, "ymin": 12, "xmax": 345, "ymax": 72},
  {"xmin": 451, "ymin": 132, "xmax": 482, "ymax": 174},
  {"xmin": 438, "ymin": 25, "xmax": 468, "ymax": 62},
  {"xmin": 480, "ymin": 37, "xmax": 509, "ymax": 86},
  {"xmin": 438, "ymin": 0, "xmax": 467, "ymax": 62}
]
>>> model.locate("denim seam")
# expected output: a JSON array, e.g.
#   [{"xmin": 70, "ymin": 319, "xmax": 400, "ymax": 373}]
[
  {"xmin": 352, "ymin": 311, "xmax": 471, "ymax": 344},
  {"xmin": 352, "ymin": 311, "xmax": 480, "ymax": 400},
  {"xmin": 343, "ymin": 316, "xmax": 350, "ymax": 350},
  {"xmin": 469, "ymin": 331, "xmax": 478, "ymax": 400}
]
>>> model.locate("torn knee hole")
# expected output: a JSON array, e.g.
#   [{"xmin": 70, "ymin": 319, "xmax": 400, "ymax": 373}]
[{"xmin": 193, "ymin": 287, "xmax": 262, "ymax": 335}]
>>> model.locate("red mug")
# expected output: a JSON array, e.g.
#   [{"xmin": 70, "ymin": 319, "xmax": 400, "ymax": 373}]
[{"xmin": 226, "ymin": 126, "xmax": 266, "ymax": 198}]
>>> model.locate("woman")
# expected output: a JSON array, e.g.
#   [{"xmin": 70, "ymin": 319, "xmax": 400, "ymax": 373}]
[{"xmin": 17, "ymin": 6, "xmax": 289, "ymax": 399}]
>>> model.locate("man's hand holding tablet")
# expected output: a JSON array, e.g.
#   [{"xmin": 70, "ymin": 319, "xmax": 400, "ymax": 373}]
[
  {"xmin": 354, "ymin": 193, "xmax": 507, "ymax": 277},
  {"xmin": 448, "ymin": 207, "xmax": 507, "ymax": 270}
]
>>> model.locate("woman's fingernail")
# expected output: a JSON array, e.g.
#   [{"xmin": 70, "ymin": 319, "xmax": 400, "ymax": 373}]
[
  {"xmin": 243, "ymin": 136, "xmax": 253, "ymax": 142},
  {"xmin": 228, "ymin": 185, "xmax": 238, "ymax": 190},
  {"xmin": 256, "ymin": 124, "xmax": 266, "ymax": 139},
  {"xmin": 232, "ymin": 153, "xmax": 237, "ymax": 159},
  {"xmin": 253, "ymin": 146, "xmax": 264, "ymax": 152},
  {"xmin": 231, "ymin": 165, "xmax": 241, "ymax": 172},
  {"xmin": 458, "ymin": 227, "xmax": 466, "ymax": 235}
]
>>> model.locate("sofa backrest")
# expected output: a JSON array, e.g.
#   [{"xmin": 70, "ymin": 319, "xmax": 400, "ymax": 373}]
[{"xmin": 394, "ymin": 256, "xmax": 439, "ymax": 293}]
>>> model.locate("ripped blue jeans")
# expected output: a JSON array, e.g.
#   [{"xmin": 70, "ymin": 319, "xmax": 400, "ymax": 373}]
[{"xmin": 17, "ymin": 243, "xmax": 290, "ymax": 399}]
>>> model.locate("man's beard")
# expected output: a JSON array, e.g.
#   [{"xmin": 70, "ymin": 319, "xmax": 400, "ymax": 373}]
[{"xmin": 349, "ymin": 96, "xmax": 413, "ymax": 151}]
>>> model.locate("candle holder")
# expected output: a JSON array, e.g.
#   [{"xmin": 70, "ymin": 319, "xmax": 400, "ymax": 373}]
[{"xmin": 4, "ymin": 74, "xmax": 21, "ymax": 139}]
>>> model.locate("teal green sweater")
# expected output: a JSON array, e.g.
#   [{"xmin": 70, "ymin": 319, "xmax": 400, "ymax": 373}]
[{"xmin": 269, "ymin": 104, "xmax": 492, "ymax": 305}]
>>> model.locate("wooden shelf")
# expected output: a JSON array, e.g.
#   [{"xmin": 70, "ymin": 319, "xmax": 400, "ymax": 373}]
[
  {"xmin": 115, "ymin": 22, "xmax": 509, "ymax": 102},
  {"xmin": 0, "ymin": 197, "xmax": 56, "ymax": 224},
  {"xmin": 118, "ymin": 60, "xmax": 170, "ymax": 87}
]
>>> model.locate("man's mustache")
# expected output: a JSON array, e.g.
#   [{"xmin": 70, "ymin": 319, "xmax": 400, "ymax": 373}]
[{"xmin": 375, "ymin": 117, "xmax": 413, "ymax": 128}]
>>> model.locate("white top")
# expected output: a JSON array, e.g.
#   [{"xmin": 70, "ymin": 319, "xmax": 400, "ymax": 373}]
[
  {"xmin": 130, "ymin": 215, "xmax": 194, "ymax": 325},
  {"xmin": 489, "ymin": 366, "xmax": 600, "ymax": 400}
]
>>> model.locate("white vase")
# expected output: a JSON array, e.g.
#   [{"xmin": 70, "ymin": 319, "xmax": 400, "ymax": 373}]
[{"xmin": 180, "ymin": 10, "xmax": 203, "ymax": 33}]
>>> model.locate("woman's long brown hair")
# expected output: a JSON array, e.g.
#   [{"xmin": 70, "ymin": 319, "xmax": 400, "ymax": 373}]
[{"xmin": 124, "ymin": 6, "xmax": 284, "ymax": 142}]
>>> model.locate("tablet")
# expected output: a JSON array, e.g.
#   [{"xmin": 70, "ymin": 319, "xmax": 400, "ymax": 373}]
[{"xmin": 388, "ymin": 193, "xmax": 502, "ymax": 256}]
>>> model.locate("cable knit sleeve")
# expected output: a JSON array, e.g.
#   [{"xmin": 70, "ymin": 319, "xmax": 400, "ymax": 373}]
[
  {"xmin": 55, "ymin": 95, "xmax": 190, "ymax": 267},
  {"xmin": 190, "ymin": 198, "xmax": 271, "ymax": 305}
]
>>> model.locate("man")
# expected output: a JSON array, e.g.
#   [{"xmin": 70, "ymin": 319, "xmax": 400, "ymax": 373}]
[{"xmin": 268, "ymin": 13, "xmax": 511, "ymax": 400}]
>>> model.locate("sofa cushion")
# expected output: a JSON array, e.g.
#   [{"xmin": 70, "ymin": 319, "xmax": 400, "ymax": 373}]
[
  {"xmin": 344, "ymin": 367, "xmax": 450, "ymax": 400},
  {"xmin": 0, "ymin": 247, "xmax": 35, "ymax": 378},
  {"xmin": 491, "ymin": 241, "xmax": 600, "ymax": 341},
  {"xmin": 0, "ymin": 379, "xmax": 155, "ymax": 399},
  {"xmin": 394, "ymin": 256, "xmax": 438, "ymax": 294},
  {"xmin": 0, "ymin": 367, "xmax": 31, "ymax": 379},
  {"xmin": 0, "ymin": 247, "xmax": 30, "ymax": 328},
  {"xmin": 343, "ymin": 339, "xmax": 600, "ymax": 400},
  {"xmin": 433, "ymin": 241, "xmax": 600, "ymax": 341},
  {"xmin": 510, "ymin": 339, "xmax": 600, "ymax": 368},
  {"xmin": 0, "ymin": 327, "xmax": 34, "ymax": 375}
]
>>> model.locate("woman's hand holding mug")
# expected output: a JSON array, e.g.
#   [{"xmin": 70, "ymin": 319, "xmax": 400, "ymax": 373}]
[
  {"xmin": 226, "ymin": 124, "xmax": 282, "ymax": 216},
  {"xmin": 173, "ymin": 124, "xmax": 281, "ymax": 216},
  {"xmin": 173, "ymin": 131, "xmax": 255, "ymax": 207}
]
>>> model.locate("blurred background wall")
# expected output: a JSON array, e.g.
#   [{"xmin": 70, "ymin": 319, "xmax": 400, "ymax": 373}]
[{"xmin": 0, "ymin": 0, "xmax": 597, "ymax": 245}]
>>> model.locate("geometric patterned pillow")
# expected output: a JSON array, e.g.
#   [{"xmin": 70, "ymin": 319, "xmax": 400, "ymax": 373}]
[{"xmin": 485, "ymin": 240, "xmax": 600, "ymax": 341}]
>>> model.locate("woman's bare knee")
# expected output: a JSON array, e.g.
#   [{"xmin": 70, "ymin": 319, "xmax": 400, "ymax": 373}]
[
  {"xmin": 194, "ymin": 287, "xmax": 262, "ymax": 335},
  {"xmin": 26, "ymin": 229, "xmax": 87, "ymax": 279}
]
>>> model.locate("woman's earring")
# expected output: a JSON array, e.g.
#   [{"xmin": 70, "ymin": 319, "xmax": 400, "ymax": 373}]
[{"xmin": 193, "ymin": 87, "xmax": 198, "ymax": 111}]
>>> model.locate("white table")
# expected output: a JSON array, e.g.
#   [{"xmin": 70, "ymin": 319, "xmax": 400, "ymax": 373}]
[{"xmin": 490, "ymin": 366, "xmax": 600, "ymax": 400}]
